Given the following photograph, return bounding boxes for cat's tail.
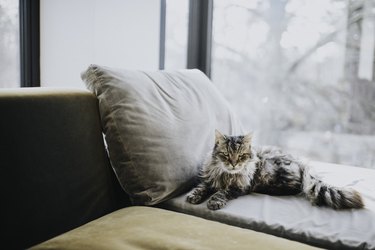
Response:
[301,166,364,209]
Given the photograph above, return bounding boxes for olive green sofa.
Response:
[0,88,321,250]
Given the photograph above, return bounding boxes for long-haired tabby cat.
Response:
[186,130,364,210]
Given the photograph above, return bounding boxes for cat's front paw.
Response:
[207,198,226,210]
[186,192,204,204]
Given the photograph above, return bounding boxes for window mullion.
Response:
[20,0,40,87]
[187,0,213,77]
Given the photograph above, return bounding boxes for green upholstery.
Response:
[0,88,324,250]
[0,88,130,249]
[31,206,322,250]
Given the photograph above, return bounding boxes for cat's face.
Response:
[213,130,253,173]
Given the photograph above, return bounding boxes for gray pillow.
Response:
[81,64,243,205]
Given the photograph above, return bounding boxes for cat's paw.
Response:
[207,198,226,210]
[186,193,204,204]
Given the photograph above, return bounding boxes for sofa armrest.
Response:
[0,88,129,249]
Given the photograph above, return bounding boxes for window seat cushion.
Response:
[161,161,375,249]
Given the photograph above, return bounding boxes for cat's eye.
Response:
[239,154,249,160]
[220,153,229,159]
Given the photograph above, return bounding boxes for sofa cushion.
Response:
[81,65,243,205]
[30,206,321,250]
[161,161,375,249]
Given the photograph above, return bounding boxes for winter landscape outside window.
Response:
[164,0,189,69]
[0,0,19,88]
[211,0,375,169]
[165,0,375,169]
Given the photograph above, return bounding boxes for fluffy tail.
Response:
[302,166,364,209]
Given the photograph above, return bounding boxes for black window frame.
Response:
[160,0,213,77]
[19,0,212,86]
[159,0,166,70]
[19,0,40,87]
[187,0,213,77]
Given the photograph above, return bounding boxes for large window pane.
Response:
[0,0,19,87]
[211,0,375,168]
[164,0,189,69]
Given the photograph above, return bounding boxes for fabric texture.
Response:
[0,88,129,249]
[161,161,375,250]
[30,206,321,250]
[81,64,243,205]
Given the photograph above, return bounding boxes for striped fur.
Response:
[186,130,364,210]
[302,167,364,209]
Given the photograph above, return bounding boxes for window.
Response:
[0,0,20,87]
[0,0,40,88]
[210,0,375,168]
[164,0,189,69]
[162,0,375,169]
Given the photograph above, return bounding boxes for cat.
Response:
[186,130,364,210]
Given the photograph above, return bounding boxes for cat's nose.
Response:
[229,158,237,168]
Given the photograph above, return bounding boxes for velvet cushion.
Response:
[30,206,321,250]
[81,65,243,205]
[0,88,129,249]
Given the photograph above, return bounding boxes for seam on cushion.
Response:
[82,65,102,95]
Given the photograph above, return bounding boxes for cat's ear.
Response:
[243,132,253,144]
[215,129,226,144]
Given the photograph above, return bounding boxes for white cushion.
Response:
[162,161,375,249]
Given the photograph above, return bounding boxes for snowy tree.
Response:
[210,0,375,168]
